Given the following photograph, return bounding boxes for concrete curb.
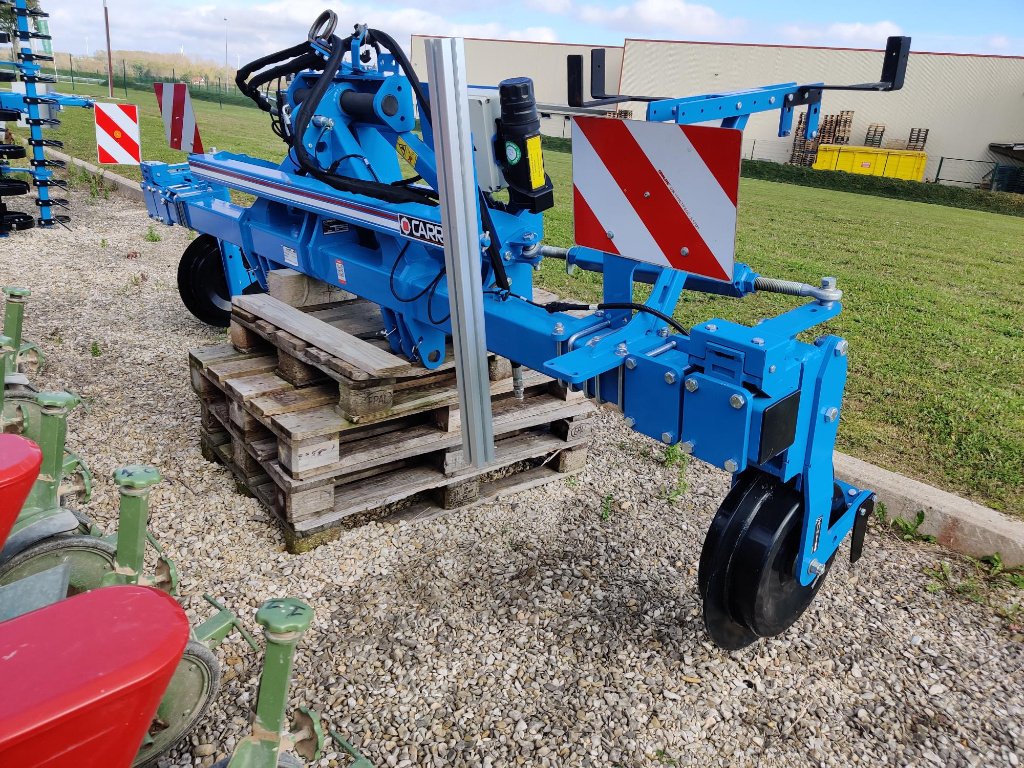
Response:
[835,451,1024,567]
[48,148,143,202]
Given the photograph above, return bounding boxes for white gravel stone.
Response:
[1,185,1022,767]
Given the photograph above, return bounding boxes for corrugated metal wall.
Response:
[410,36,624,138]
[413,34,1024,182]
[620,40,1024,180]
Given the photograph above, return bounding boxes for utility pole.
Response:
[103,0,113,98]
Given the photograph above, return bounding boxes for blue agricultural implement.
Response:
[141,11,911,648]
[0,0,93,233]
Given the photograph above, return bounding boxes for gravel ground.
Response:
[1,185,1022,768]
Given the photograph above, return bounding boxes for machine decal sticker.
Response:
[398,214,444,247]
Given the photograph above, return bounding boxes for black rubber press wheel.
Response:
[177,235,233,327]
[134,640,221,768]
[0,178,30,196]
[0,534,116,595]
[697,470,835,650]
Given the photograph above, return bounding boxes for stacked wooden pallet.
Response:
[789,110,855,165]
[189,270,596,552]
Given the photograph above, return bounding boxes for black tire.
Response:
[0,534,116,594]
[134,640,221,768]
[0,177,30,195]
[698,470,836,649]
[177,235,233,327]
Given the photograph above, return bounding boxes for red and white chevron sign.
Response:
[153,82,204,154]
[94,103,141,165]
[572,116,741,282]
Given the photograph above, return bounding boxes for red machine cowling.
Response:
[0,433,43,544]
[0,585,190,767]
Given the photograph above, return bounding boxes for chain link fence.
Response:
[50,53,256,110]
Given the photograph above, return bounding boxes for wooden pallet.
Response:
[189,272,597,551]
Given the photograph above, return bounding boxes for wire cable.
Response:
[541,300,689,336]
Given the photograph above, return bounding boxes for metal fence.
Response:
[51,54,256,110]
[933,156,998,187]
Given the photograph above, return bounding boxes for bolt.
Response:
[502,250,513,262]
[724,459,738,472]
[821,276,837,290]
[680,247,689,257]
[751,337,764,346]
[824,406,839,423]
[657,326,670,338]
[615,342,628,357]
[847,488,858,497]
[786,93,794,102]
[835,339,849,357]
[606,229,615,240]
[808,560,827,576]
[552,322,565,336]
[768,365,777,373]
[523,232,536,241]
[661,432,674,444]
[625,357,637,370]
[664,371,677,384]
[729,393,746,409]
[769,96,776,104]
[680,440,695,454]
[736,101,743,109]
[811,130,819,139]
[623,417,636,428]
[643,191,651,198]
[684,377,698,392]
[705,323,717,332]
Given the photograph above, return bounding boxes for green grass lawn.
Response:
[24,90,1024,515]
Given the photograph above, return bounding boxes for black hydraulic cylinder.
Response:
[496,77,554,214]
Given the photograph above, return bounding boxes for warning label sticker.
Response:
[282,245,298,266]
[396,137,418,168]
[335,259,347,284]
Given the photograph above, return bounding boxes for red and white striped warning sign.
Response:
[154,83,204,154]
[94,103,141,165]
[572,116,741,282]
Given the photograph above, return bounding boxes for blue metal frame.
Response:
[140,40,871,586]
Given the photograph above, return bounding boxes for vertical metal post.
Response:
[423,37,495,468]
[934,156,944,184]
[111,466,162,582]
[103,0,114,99]
[122,59,128,100]
[68,54,75,91]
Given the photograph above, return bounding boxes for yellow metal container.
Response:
[813,145,927,182]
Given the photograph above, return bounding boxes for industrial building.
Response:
[411,35,1024,186]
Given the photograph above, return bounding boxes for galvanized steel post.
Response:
[423,37,495,468]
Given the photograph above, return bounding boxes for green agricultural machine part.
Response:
[212,598,370,768]
[0,458,255,767]
[0,384,95,572]
[2,286,44,376]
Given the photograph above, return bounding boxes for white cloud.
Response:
[987,35,1010,50]
[43,0,555,61]
[524,0,572,13]
[780,21,903,48]
[576,0,738,37]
